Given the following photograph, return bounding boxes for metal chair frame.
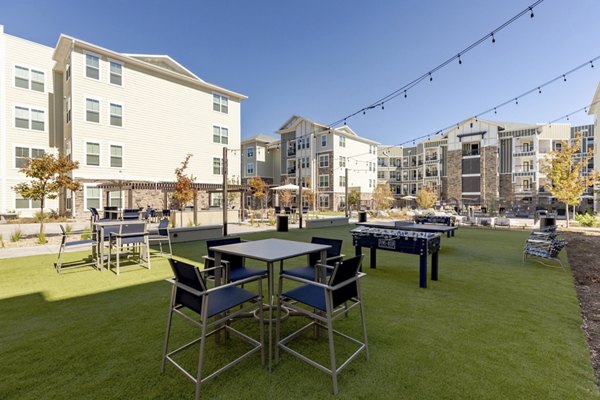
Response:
[55,225,98,273]
[161,259,265,400]
[148,218,172,258]
[108,223,150,275]
[276,255,368,395]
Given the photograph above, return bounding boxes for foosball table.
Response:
[350,225,442,288]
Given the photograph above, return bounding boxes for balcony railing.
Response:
[287,168,296,174]
[513,165,534,173]
[462,149,480,156]
[287,146,296,156]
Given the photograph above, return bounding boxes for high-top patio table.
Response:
[209,238,331,370]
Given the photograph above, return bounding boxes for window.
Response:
[213,126,229,144]
[110,145,123,168]
[213,93,229,113]
[15,147,44,168]
[247,163,254,174]
[86,142,100,166]
[86,53,100,79]
[300,157,309,168]
[15,106,29,129]
[65,97,72,124]
[14,66,44,92]
[321,134,327,147]
[211,193,223,207]
[247,147,254,157]
[378,171,385,179]
[31,109,44,131]
[213,157,222,175]
[15,66,28,89]
[65,62,71,81]
[339,176,346,187]
[86,98,100,123]
[339,156,346,168]
[338,195,346,209]
[86,186,101,209]
[319,194,329,209]
[110,191,122,208]
[14,106,44,131]
[319,154,329,168]
[110,61,122,85]
[319,175,329,188]
[339,136,346,147]
[15,194,30,209]
[110,103,122,127]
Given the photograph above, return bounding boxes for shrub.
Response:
[575,212,597,227]
[10,228,23,242]
[81,227,92,240]
[0,234,4,248]
[33,211,50,222]
[64,224,73,236]
[37,231,47,244]
[187,220,195,227]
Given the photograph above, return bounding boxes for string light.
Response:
[458,54,462,64]
[494,107,497,114]
[529,7,534,18]
[591,60,595,68]
[404,90,407,98]
[538,87,542,94]
[563,74,567,82]
[429,72,433,82]
[515,98,519,105]
[491,33,496,43]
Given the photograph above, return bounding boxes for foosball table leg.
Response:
[431,252,439,281]
[419,254,427,288]
[370,247,376,269]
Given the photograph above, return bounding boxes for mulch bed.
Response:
[565,232,600,387]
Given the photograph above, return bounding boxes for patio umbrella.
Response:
[401,195,416,200]
[271,183,300,191]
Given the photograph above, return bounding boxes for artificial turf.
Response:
[0,225,598,399]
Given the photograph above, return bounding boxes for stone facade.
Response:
[481,146,499,203]
[446,150,462,201]
[498,174,514,207]
[440,177,449,200]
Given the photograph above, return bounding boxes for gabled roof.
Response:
[277,115,325,132]
[241,134,279,144]
[52,34,247,100]
[589,80,600,116]
[124,54,202,81]
[276,115,379,144]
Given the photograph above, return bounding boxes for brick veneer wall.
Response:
[446,150,462,200]
[481,146,499,203]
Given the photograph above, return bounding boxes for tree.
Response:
[173,154,196,226]
[416,185,438,209]
[348,189,361,211]
[13,153,80,236]
[248,176,268,209]
[541,133,598,228]
[372,183,394,210]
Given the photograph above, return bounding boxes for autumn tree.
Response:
[372,183,394,210]
[248,176,268,209]
[173,154,196,226]
[13,153,80,236]
[348,189,361,211]
[541,133,598,227]
[416,185,438,209]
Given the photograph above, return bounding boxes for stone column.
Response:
[446,150,462,201]
[481,147,499,204]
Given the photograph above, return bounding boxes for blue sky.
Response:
[2,0,599,144]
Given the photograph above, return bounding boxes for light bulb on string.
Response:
[515,98,519,105]
[458,54,462,65]
[491,33,496,43]
[381,103,384,110]
[538,87,541,94]
[529,7,534,18]
[563,75,567,82]
[429,72,433,82]
[494,107,497,114]
[591,60,595,68]
[404,90,407,98]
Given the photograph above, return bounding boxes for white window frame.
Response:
[213,93,229,114]
[109,190,123,208]
[109,102,123,127]
[85,96,101,124]
[108,59,123,86]
[247,162,254,175]
[246,147,254,157]
[14,145,45,169]
[84,51,101,81]
[84,184,102,210]
[339,175,346,187]
[339,156,346,168]
[65,96,72,124]
[319,174,329,188]
[109,144,124,168]
[321,134,327,147]
[85,142,101,167]
[213,157,223,175]
[213,125,229,145]
[13,104,46,132]
[13,64,45,93]
[339,135,346,147]
[319,194,330,209]
[319,154,329,168]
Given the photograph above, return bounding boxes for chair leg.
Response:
[161,287,177,373]
[275,276,282,364]
[326,308,338,395]
[258,280,265,368]
[358,290,369,360]
[55,244,65,272]
[195,313,209,400]
[116,241,120,275]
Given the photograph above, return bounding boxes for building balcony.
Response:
[513,165,535,173]
[462,149,480,156]
[287,168,296,174]
[287,149,296,157]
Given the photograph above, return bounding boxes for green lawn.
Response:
[0,226,598,400]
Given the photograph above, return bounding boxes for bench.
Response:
[169,225,223,243]
[305,217,349,229]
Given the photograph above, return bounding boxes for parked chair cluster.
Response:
[55,225,98,273]
[523,227,567,269]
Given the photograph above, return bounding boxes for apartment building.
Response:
[378,116,597,213]
[0,25,245,217]
[242,115,378,210]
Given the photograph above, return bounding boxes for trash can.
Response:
[358,211,367,223]
[534,209,548,224]
[539,216,556,230]
[276,215,288,232]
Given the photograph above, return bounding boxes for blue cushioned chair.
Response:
[148,218,172,258]
[282,237,344,281]
[54,225,98,273]
[205,237,267,282]
[161,259,264,400]
[276,255,368,395]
